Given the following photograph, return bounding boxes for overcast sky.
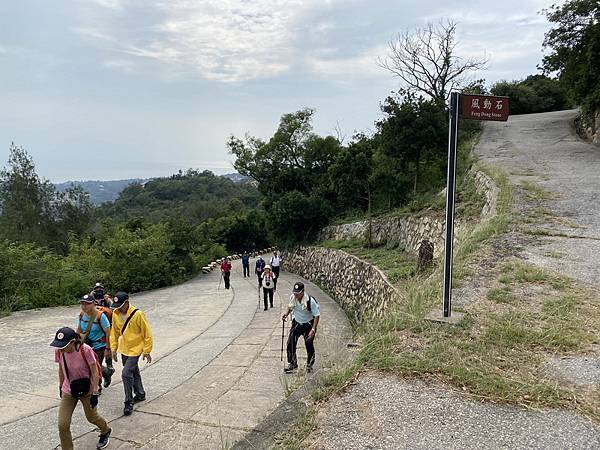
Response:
[0,0,555,182]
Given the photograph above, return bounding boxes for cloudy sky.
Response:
[0,0,555,182]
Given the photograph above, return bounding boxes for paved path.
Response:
[0,256,352,449]
[475,109,600,286]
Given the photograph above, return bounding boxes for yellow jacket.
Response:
[110,304,153,357]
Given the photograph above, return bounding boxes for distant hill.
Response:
[96,170,260,224]
[55,179,146,205]
[222,172,250,183]
[55,172,249,205]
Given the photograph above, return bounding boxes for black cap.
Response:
[111,291,129,309]
[92,291,104,301]
[50,327,78,349]
[292,282,304,294]
[80,294,94,303]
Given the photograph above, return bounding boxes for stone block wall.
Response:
[319,169,496,257]
[283,247,398,322]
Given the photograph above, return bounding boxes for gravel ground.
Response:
[313,374,600,450]
[545,355,600,386]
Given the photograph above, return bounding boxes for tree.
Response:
[542,0,600,113]
[228,108,340,197]
[0,143,55,246]
[378,20,488,105]
[491,75,569,115]
[375,93,447,198]
[55,185,94,239]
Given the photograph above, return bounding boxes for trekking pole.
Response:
[280,317,285,362]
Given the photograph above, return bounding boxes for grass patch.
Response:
[521,181,558,201]
[273,407,318,450]
[320,240,418,285]
[487,287,517,304]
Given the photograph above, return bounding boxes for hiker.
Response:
[270,251,282,290]
[261,265,277,310]
[110,292,153,416]
[91,282,105,298]
[76,294,114,393]
[255,256,265,289]
[282,282,320,373]
[100,293,113,308]
[241,251,251,278]
[221,257,232,289]
[51,326,112,450]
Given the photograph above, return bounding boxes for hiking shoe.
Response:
[123,402,133,416]
[306,365,314,373]
[284,363,298,373]
[132,394,146,404]
[103,368,115,388]
[97,428,111,449]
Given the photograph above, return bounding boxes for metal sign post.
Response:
[441,93,509,319]
[442,92,460,318]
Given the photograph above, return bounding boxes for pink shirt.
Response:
[55,344,97,395]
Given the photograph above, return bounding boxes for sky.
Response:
[0,0,556,182]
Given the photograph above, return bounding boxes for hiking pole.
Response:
[280,317,285,361]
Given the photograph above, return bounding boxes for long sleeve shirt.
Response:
[110,304,153,357]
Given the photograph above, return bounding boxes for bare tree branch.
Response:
[378,19,488,105]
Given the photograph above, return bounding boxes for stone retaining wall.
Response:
[319,169,496,257]
[283,247,398,322]
[287,169,498,321]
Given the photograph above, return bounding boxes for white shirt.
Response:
[270,255,281,267]
[288,293,320,324]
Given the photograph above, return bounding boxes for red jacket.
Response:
[221,261,232,272]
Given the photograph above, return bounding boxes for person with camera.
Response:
[261,265,277,310]
[51,326,112,450]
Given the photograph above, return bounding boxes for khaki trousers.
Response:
[58,392,109,450]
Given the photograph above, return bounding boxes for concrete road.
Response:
[475,109,600,286]
[0,256,352,449]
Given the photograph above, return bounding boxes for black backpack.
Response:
[306,295,318,313]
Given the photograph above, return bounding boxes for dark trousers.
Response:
[287,319,315,368]
[122,355,145,404]
[272,266,280,289]
[93,347,113,388]
[263,288,274,309]
[243,264,250,277]
[256,272,263,289]
[223,271,231,289]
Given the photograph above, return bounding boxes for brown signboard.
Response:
[461,94,509,121]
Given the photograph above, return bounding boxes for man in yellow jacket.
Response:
[110,291,153,416]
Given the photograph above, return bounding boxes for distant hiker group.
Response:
[49,250,323,450]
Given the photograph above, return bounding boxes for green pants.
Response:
[58,392,109,450]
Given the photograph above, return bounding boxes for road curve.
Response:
[0,256,352,449]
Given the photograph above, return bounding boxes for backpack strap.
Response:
[121,309,138,336]
[62,344,91,381]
